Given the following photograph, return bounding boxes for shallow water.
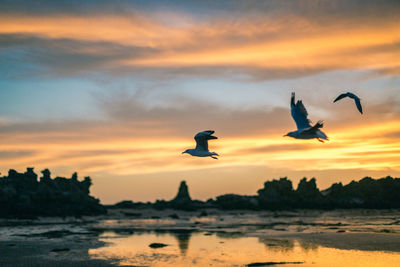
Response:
[1,209,399,266]
[89,231,400,267]
[94,209,400,234]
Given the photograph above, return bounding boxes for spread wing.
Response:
[291,92,312,130]
[194,130,217,151]
[333,93,348,103]
[334,92,363,114]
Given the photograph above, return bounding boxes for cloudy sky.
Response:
[1,0,399,203]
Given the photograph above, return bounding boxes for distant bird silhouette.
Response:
[333,92,363,114]
[284,92,329,143]
[182,130,219,159]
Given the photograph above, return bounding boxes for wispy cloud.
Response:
[0,92,398,176]
[0,1,399,80]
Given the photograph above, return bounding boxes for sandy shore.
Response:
[0,209,399,266]
[0,239,116,267]
[262,232,400,252]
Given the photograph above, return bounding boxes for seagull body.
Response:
[333,92,363,114]
[182,130,219,159]
[284,92,328,142]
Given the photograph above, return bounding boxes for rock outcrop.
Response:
[0,167,106,218]
[171,181,191,203]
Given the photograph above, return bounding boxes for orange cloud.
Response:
[0,115,398,176]
[0,12,399,79]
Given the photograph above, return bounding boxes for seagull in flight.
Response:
[284,92,329,143]
[333,92,363,114]
[182,130,219,159]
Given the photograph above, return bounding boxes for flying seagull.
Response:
[284,92,329,143]
[182,130,219,159]
[333,92,363,114]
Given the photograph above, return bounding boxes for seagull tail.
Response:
[314,120,324,129]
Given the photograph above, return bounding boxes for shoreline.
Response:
[0,209,399,266]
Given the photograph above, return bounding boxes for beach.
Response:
[1,209,399,266]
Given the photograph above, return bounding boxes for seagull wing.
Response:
[194,130,217,151]
[291,93,312,130]
[354,97,363,114]
[335,92,363,114]
[333,93,348,103]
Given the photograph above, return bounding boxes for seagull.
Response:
[284,92,329,143]
[333,92,363,114]
[182,130,219,159]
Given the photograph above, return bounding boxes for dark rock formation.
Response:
[167,181,195,210]
[149,243,168,248]
[322,176,400,209]
[295,178,323,208]
[0,167,106,218]
[215,194,258,210]
[247,261,304,266]
[257,177,296,210]
[107,176,400,211]
[256,176,400,210]
[172,181,191,203]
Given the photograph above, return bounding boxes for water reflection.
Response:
[89,231,400,267]
[172,230,191,255]
[259,238,295,252]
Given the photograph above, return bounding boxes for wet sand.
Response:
[0,209,399,266]
[0,240,115,267]
[266,232,400,252]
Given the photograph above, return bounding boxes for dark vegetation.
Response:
[111,176,400,211]
[0,168,106,218]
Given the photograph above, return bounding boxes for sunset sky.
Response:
[0,0,399,203]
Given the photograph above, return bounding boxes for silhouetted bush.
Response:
[0,168,106,218]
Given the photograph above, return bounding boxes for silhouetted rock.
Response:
[247,261,304,266]
[296,178,323,208]
[215,194,258,210]
[107,176,400,211]
[169,213,180,219]
[0,167,106,218]
[149,243,168,248]
[172,181,191,202]
[257,177,296,210]
[123,212,142,217]
[198,211,208,217]
[169,181,197,210]
[322,176,400,209]
[110,200,151,209]
[50,248,70,252]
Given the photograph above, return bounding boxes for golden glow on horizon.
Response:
[0,119,399,176]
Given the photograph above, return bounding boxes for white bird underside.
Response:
[183,130,219,159]
[286,92,329,142]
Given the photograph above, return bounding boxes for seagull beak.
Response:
[181,151,186,154]
[283,134,287,137]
